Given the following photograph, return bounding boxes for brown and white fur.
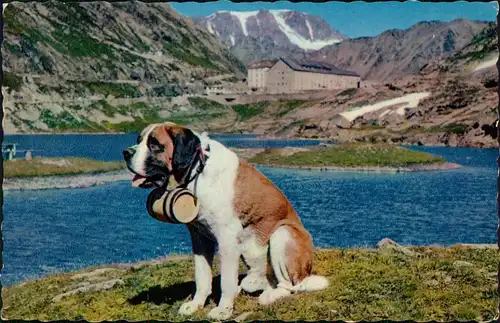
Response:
[123,122,328,321]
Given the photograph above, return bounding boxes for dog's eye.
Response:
[148,137,164,153]
[150,144,164,153]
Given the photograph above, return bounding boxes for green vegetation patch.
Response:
[2,247,497,321]
[3,42,23,57]
[3,71,23,92]
[232,102,268,121]
[274,99,307,117]
[162,41,218,70]
[249,143,445,167]
[72,81,142,98]
[88,100,118,118]
[3,4,27,35]
[4,157,124,178]
[51,28,116,58]
[40,110,105,132]
[188,97,226,111]
[104,120,153,133]
[426,124,469,135]
[409,124,469,136]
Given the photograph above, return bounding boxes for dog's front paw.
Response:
[207,305,233,321]
[178,300,203,316]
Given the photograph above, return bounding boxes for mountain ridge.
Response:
[193,9,345,63]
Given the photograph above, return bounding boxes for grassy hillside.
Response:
[2,246,497,321]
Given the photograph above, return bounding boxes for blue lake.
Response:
[2,134,498,286]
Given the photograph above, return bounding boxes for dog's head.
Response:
[123,122,201,188]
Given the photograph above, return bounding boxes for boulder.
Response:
[453,260,473,267]
[376,238,415,256]
[330,114,352,129]
[52,279,124,302]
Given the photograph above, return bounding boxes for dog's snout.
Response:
[123,148,134,160]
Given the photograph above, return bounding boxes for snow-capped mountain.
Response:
[193,10,345,63]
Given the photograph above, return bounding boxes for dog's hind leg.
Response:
[258,225,317,305]
[238,230,270,294]
[178,225,216,316]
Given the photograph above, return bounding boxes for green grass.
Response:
[40,110,104,132]
[73,81,142,98]
[162,41,218,70]
[2,247,497,321]
[409,124,469,136]
[89,100,117,118]
[188,97,226,110]
[51,28,116,58]
[275,100,307,117]
[4,157,124,178]
[249,143,445,168]
[426,124,469,135]
[104,120,153,133]
[232,102,268,121]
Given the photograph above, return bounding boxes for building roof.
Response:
[247,59,278,69]
[279,57,360,77]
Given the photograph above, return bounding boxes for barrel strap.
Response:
[182,144,210,190]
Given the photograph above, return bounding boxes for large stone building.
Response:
[247,59,277,90]
[247,57,360,93]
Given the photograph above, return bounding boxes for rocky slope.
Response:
[2,1,245,133]
[307,19,493,81]
[193,10,344,63]
[212,25,498,148]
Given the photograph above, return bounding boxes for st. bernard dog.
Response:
[123,122,328,320]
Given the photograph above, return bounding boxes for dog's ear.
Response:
[169,127,201,182]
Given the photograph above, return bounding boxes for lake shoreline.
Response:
[3,169,132,191]
[4,161,462,191]
[252,162,462,172]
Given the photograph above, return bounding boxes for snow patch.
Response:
[270,11,341,51]
[230,34,235,46]
[230,11,259,36]
[306,19,314,40]
[206,21,215,35]
[340,92,431,121]
[473,56,498,72]
[269,9,292,14]
[2,3,8,14]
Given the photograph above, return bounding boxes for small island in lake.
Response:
[4,157,125,178]
[3,158,128,191]
[237,143,461,172]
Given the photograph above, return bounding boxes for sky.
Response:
[171,1,497,38]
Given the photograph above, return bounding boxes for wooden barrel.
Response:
[146,187,199,224]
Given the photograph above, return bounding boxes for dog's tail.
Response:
[279,275,329,293]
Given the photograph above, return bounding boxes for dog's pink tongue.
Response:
[132,174,147,187]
